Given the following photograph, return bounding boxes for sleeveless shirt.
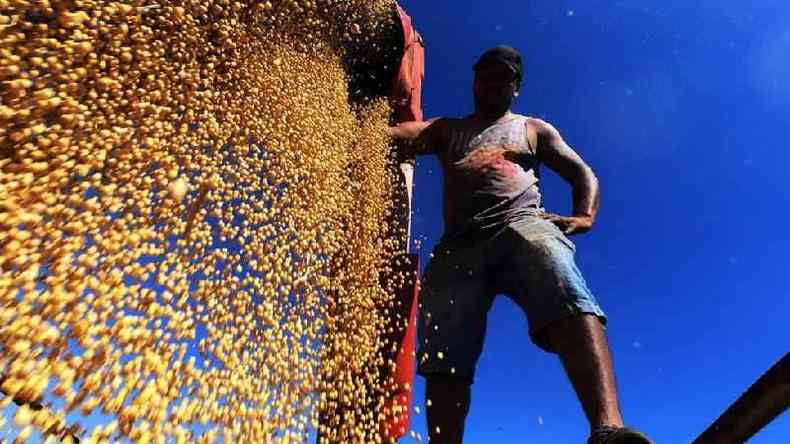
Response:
[438,113,542,241]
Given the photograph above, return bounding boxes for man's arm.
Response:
[387,118,444,156]
[531,118,600,235]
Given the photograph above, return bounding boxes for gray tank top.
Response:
[439,113,542,241]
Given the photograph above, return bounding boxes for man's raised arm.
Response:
[387,118,444,156]
[532,118,600,235]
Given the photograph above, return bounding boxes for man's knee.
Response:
[542,313,607,355]
[426,374,473,396]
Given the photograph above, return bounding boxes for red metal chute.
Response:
[380,4,425,440]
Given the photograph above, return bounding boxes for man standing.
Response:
[387,46,653,444]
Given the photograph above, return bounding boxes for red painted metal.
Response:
[391,5,425,123]
[378,4,425,440]
[380,254,420,440]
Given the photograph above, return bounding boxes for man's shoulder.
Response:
[525,116,562,140]
[524,116,553,129]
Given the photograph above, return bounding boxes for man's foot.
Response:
[587,426,654,444]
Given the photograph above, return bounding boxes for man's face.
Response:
[473,63,518,110]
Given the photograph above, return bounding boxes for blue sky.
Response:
[400,0,790,442]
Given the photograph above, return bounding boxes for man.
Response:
[387,46,653,444]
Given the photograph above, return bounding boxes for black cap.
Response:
[473,45,523,83]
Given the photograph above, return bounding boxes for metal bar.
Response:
[694,352,790,443]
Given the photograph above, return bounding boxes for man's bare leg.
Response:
[425,376,471,444]
[545,314,624,432]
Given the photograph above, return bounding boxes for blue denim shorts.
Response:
[417,215,607,382]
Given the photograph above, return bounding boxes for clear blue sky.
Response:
[400,0,790,442]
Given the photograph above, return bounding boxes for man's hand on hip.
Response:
[541,213,594,236]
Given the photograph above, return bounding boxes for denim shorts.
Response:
[417,215,607,382]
